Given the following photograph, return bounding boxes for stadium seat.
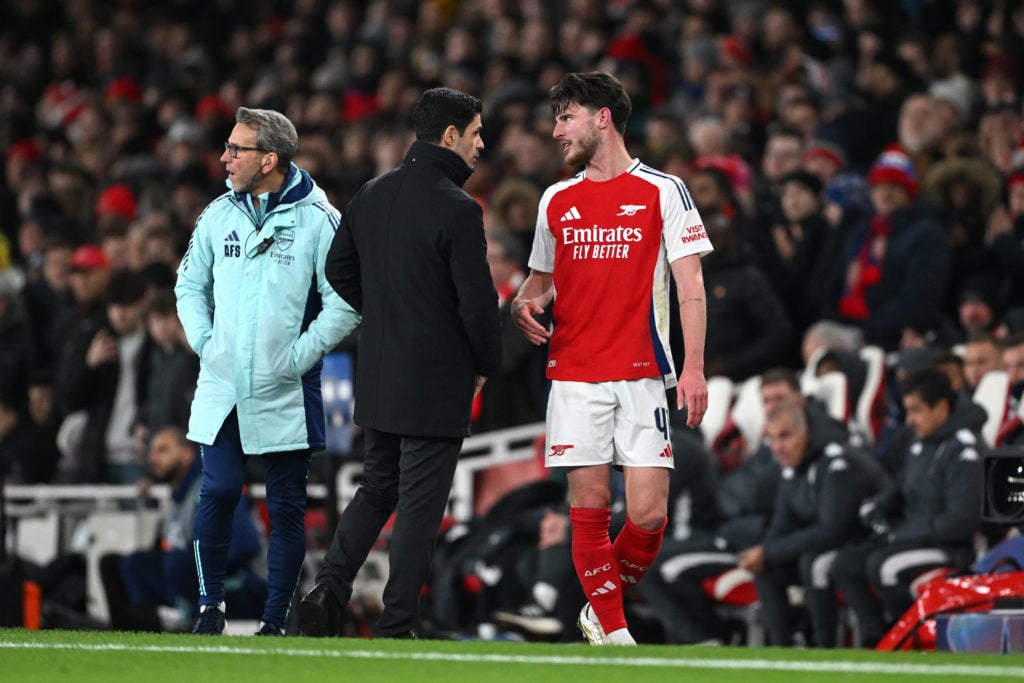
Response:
[701,566,758,605]
[730,375,764,458]
[973,371,1010,447]
[700,376,735,446]
[855,345,887,443]
[801,345,831,390]
[699,567,764,646]
[802,371,849,422]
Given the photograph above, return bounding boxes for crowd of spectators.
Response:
[0,0,1021,479]
[3,0,1024,643]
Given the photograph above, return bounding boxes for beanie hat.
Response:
[95,183,138,222]
[825,173,872,214]
[194,94,232,121]
[70,244,110,271]
[779,169,824,196]
[868,144,917,197]
[103,77,142,104]
[803,139,847,170]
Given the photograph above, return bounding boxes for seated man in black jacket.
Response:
[831,366,985,647]
[738,401,888,647]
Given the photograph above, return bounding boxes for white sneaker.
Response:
[577,603,609,645]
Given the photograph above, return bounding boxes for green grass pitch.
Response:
[4,628,1024,683]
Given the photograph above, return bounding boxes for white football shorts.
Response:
[544,378,674,469]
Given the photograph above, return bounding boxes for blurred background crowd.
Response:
[3,0,1024,645]
[7,0,1024,483]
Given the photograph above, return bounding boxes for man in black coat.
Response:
[739,401,889,647]
[299,87,502,638]
[831,366,985,647]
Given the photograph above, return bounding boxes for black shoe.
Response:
[494,603,563,636]
[255,621,285,636]
[191,605,225,635]
[298,583,341,637]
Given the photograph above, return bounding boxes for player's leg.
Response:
[546,380,622,644]
[616,378,672,596]
[568,465,624,643]
[618,467,669,592]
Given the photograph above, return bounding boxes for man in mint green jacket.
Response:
[175,107,360,636]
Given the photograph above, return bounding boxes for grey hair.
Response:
[236,107,299,168]
[804,320,864,352]
[765,400,808,433]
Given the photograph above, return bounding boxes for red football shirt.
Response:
[528,160,712,385]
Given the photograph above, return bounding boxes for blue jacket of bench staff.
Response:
[175,165,361,454]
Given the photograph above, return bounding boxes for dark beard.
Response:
[566,132,597,166]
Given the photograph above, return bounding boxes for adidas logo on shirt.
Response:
[560,206,581,221]
[224,230,241,258]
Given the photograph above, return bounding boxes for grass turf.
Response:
[4,628,1024,683]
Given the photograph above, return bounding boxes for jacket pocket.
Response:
[289,344,303,380]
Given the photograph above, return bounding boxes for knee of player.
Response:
[572,491,612,510]
[629,512,667,532]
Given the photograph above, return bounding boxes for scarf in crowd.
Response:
[838,214,891,320]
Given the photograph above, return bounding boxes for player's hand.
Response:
[512,298,550,345]
[677,367,708,428]
[738,545,765,574]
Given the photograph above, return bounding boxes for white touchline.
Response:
[1,642,1023,679]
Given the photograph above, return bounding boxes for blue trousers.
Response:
[194,410,310,628]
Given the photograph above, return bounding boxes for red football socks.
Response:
[570,507,627,633]
[613,515,666,596]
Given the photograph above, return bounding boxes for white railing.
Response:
[4,421,546,550]
[336,421,545,522]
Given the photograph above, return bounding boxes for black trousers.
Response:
[316,428,461,637]
[753,551,841,647]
